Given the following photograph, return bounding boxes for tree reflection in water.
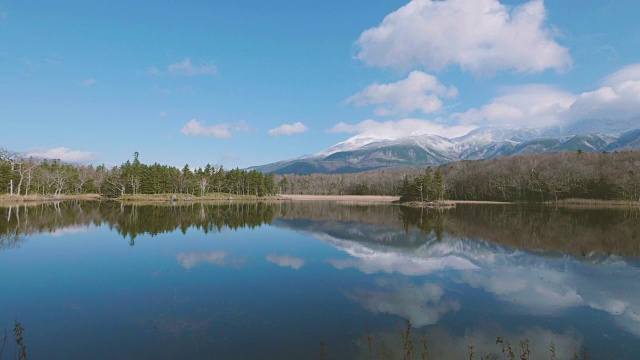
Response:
[2,201,640,257]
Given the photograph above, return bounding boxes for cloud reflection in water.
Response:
[266,254,305,270]
[176,251,245,270]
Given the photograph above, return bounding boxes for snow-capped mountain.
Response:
[250,125,640,174]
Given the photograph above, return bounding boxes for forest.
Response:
[275,151,640,202]
[1,147,639,202]
[0,150,277,198]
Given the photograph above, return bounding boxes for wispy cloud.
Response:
[356,0,571,75]
[79,78,97,87]
[168,57,217,76]
[267,122,308,136]
[27,147,97,163]
[177,251,228,270]
[266,254,305,270]
[146,66,161,76]
[20,57,40,71]
[148,58,217,77]
[49,225,94,237]
[181,119,250,138]
[176,251,246,269]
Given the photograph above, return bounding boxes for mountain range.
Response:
[251,119,640,174]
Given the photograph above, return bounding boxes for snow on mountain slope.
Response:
[312,135,393,158]
[249,126,640,174]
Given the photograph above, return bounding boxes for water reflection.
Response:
[307,225,640,341]
[3,201,640,257]
[352,323,583,359]
[177,251,229,269]
[265,254,305,270]
[1,201,278,248]
[1,200,640,358]
[345,278,461,328]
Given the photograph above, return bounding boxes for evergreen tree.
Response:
[399,175,415,202]
[278,176,289,194]
[432,168,445,200]
[422,167,433,201]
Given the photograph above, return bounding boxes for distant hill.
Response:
[250,125,640,174]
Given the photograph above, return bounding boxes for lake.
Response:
[1,201,639,359]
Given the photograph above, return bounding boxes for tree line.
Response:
[0,150,277,198]
[276,151,640,202]
[441,150,640,202]
[2,147,639,202]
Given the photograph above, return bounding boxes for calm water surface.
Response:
[1,201,640,359]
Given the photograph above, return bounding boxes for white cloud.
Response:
[455,85,576,127]
[456,63,640,129]
[80,78,97,87]
[328,63,640,138]
[266,254,305,270]
[355,0,571,75]
[27,147,97,163]
[181,119,250,139]
[267,122,308,136]
[327,118,478,140]
[569,73,640,123]
[603,64,640,86]
[345,71,457,116]
[167,57,217,76]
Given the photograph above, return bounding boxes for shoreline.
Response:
[1,193,638,208]
[0,194,104,204]
[280,195,515,206]
[279,194,400,203]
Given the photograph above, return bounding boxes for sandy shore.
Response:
[281,194,400,203]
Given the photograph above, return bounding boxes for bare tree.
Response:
[75,166,94,194]
[199,176,209,197]
[106,167,127,196]
[0,148,19,195]
[22,157,40,196]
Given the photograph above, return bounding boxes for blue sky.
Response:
[1,0,639,168]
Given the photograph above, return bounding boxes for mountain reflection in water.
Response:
[1,200,639,359]
[2,201,639,257]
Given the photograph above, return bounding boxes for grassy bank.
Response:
[2,193,638,209]
[544,198,640,208]
[0,193,104,205]
[116,193,289,203]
